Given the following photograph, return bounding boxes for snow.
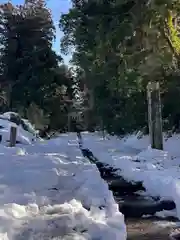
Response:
[0,130,126,239]
[153,220,178,228]
[0,113,38,145]
[81,131,180,220]
[0,118,33,145]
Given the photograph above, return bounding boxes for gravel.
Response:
[127,218,176,240]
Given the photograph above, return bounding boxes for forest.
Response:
[1,0,180,135]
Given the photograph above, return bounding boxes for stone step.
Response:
[108,178,144,193]
[80,147,176,219]
[119,199,176,218]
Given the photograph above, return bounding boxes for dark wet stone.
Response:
[119,199,176,218]
[81,148,94,159]
[100,171,118,178]
[103,175,122,181]
[100,170,119,179]
[159,200,176,211]
[120,201,162,218]
[108,179,144,194]
[96,162,106,168]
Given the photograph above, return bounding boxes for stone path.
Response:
[79,143,178,240]
[127,218,175,240]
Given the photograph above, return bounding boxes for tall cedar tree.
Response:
[60,0,180,134]
[0,0,60,110]
[0,1,75,131]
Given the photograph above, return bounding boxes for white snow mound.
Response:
[0,133,126,239]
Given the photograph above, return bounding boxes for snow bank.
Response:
[81,132,180,220]
[0,133,126,239]
[0,118,33,145]
[109,131,180,156]
[0,112,38,145]
[0,199,125,240]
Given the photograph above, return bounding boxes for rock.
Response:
[81,148,98,163]
[159,200,176,211]
[103,175,123,181]
[96,162,106,168]
[100,170,118,179]
[81,148,94,157]
[120,200,162,218]
[119,199,176,218]
[108,179,144,194]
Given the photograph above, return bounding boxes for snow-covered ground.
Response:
[4,110,180,239]
[81,131,180,220]
[0,131,126,239]
[0,112,38,145]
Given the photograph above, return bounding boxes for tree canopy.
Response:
[59,0,180,134]
[0,0,75,131]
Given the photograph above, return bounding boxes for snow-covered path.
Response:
[81,132,180,221]
[0,133,126,240]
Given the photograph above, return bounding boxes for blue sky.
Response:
[0,0,71,63]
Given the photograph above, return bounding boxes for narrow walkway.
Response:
[78,134,177,240]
